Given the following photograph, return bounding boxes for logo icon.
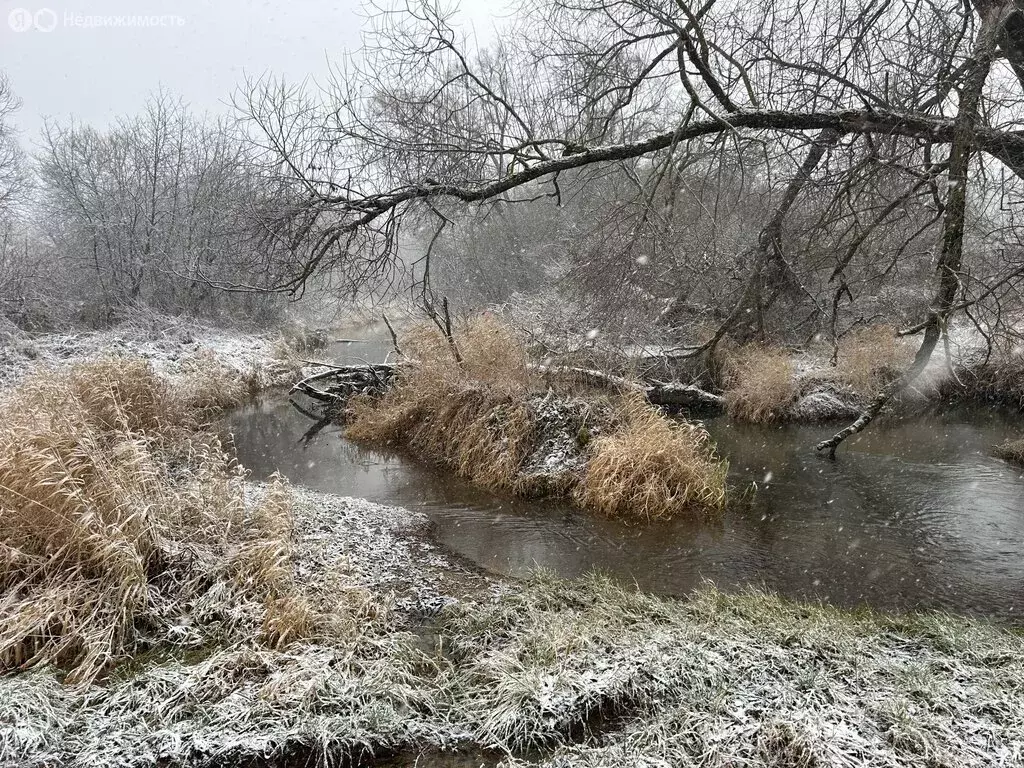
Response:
[7,8,34,32]
[7,8,58,32]
[33,8,57,32]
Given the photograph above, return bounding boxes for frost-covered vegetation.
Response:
[345,318,728,521]
[5,570,1023,767]
[995,437,1024,466]
[0,354,316,683]
[6,1,1024,764]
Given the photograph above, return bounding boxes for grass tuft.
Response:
[574,395,727,522]
[0,360,313,683]
[175,349,257,417]
[723,346,796,422]
[346,318,537,493]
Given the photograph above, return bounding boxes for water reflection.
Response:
[224,390,1024,622]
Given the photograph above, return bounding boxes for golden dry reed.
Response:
[722,346,797,423]
[347,316,536,493]
[834,324,911,395]
[0,358,308,683]
[348,318,728,521]
[574,395,727,522]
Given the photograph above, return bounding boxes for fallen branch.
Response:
[533,364,724,412]
[291,363,397,403]
[382,313,403,358]
[292,362,723,414]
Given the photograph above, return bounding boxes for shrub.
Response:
[574,396,728,522]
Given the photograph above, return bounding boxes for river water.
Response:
[225,384,1024,622]
[219,334,1024,620]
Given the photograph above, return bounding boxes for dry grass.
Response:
[5,552,1024,766]
[942,349,1024,409]
[349,318,728,520]
[3,568,1024,766]
[463,574,1024,765]
[723,346,797,422]
[347,317,537,493]
[0,359,316,683]
[835,324,912,395]
[275,325,328,357]
[721,328,912,422]
[995,437,1024,466]
[574,396,727,522]
[175,348,257,417]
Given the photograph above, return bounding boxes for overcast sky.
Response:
[0,0,506,143]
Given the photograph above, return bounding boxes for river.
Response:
[225,373,1024,621]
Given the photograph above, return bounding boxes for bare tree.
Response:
[237,0,1024,452]
[35,93,290,323]
[0,73,26,213]
[0,72,36,325]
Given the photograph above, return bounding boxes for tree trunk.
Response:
[816,1,1011,458]
[667,129,840,350]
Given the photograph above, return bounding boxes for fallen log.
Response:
[292,362,723,414]
[292,363,396,403]
[531,365,724,412]
[646,381,725,411]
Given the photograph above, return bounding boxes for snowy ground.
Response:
[4,569,1022,767]
[0,315,319,390]
[284,485,499,620]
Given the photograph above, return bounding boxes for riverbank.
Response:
[5,523,1023,766]
[522,317,1024,424]
[2,327,1023,767]
[0,312,327,390]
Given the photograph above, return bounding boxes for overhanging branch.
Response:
[272,107,1024,294]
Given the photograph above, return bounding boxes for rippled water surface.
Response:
[225,342,1024,620]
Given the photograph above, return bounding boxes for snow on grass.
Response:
[2,320,1022,766]
[461,575,1024,766]
[0,315,312,391]
[7,569,1020,767]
